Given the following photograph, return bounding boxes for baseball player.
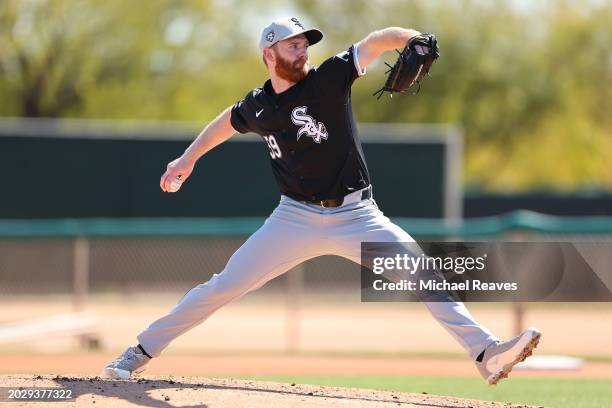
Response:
[102,17,541,385]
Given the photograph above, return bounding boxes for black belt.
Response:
[303,187,372,208]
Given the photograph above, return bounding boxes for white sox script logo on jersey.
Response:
[291,106,328,143]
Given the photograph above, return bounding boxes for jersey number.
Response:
[263,135,282,159]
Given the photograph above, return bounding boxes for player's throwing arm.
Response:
[160,107,238,193]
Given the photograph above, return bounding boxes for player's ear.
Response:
[263,48,275,66]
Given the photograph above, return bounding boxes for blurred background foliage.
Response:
[0,0,610,193]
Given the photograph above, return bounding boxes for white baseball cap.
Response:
[259,17,323,50]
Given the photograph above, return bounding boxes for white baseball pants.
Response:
[137,189,497,358]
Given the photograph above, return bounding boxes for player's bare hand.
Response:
[160,156,194,193]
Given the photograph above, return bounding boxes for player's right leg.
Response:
[102,197,325,379]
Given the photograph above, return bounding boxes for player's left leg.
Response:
[325,197,498,360]
[327,194,541,383]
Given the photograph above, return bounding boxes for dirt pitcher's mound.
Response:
[0,375,537,408]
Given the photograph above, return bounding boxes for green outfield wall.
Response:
[0,119,461,219]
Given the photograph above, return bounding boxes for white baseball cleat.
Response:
[475,327,542,385]
[101,346,151,380]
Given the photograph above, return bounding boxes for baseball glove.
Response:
[373,34,440,99]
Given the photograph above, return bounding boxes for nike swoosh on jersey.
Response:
[256,109,264,117]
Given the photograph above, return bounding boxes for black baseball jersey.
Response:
[230,45,370,202]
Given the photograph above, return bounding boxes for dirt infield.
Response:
[2,353,610,379]
[0,375,538,408]
[3,295,611,358]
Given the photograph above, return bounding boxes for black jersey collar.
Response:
[262,68,315,99]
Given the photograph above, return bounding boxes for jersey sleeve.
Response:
[230,90,256,134]
[314,44,367,95]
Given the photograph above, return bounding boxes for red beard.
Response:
[274,50,309,83]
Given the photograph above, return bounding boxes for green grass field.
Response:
[247,375,611,408]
